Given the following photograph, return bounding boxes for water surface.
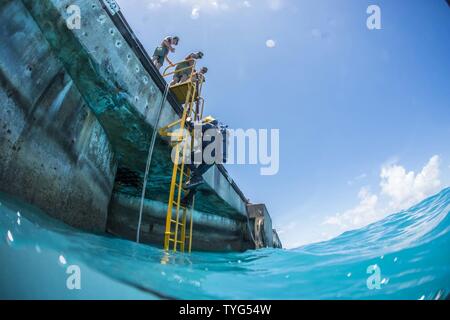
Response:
[1,188,449,300]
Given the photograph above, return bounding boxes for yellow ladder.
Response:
[159,61,205,253]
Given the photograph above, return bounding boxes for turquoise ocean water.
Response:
[1,188,449,300]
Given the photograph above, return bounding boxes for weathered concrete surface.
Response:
[107,194,253,252]
[20,0,248,221]
[272,230,283,249]
[0,0,117,232]
[247,204,275,248]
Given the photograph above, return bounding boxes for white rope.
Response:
[136,83,170,243]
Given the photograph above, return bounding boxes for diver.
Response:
[152,36,179,71]
[170,52,204,86]
[181,116,228,207]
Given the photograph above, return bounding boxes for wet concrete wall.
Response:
[272,230,283,249]
[247,204,274,248]
[0,0,117,232]
[107,194,253,252]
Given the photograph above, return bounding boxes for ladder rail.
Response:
[172,165,183,252]
[162,60,197,83]
[173,157,190,252]
[180,207,188,252]
[163,81,198,252]
[188,198,195,253]
[163,143,181,250]
[175,140,191,252]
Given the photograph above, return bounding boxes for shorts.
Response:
[153,47,168,65]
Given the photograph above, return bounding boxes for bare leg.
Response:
[152,57,162,70]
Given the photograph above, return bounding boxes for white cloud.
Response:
[324,187,379,229]
[265,39,276,48]
[324,155,443,232]
[147,2,162,10]
[380,155,441,211]
[191,7,200,19]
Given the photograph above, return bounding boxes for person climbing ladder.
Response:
[181,116,229,207]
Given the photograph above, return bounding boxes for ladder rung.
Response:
[168,238,184,245]
[174,173,190,180]
[175,167,190,177]
[171,219,184,226]
[172,201,187,209]
[174,183,188,192]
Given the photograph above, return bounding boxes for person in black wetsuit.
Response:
[181,116,228,206]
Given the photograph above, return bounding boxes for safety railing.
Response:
[163,59,197,83]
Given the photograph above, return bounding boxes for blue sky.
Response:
[116,0,450,248]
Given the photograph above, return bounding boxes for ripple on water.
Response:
[6,230,14,243]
